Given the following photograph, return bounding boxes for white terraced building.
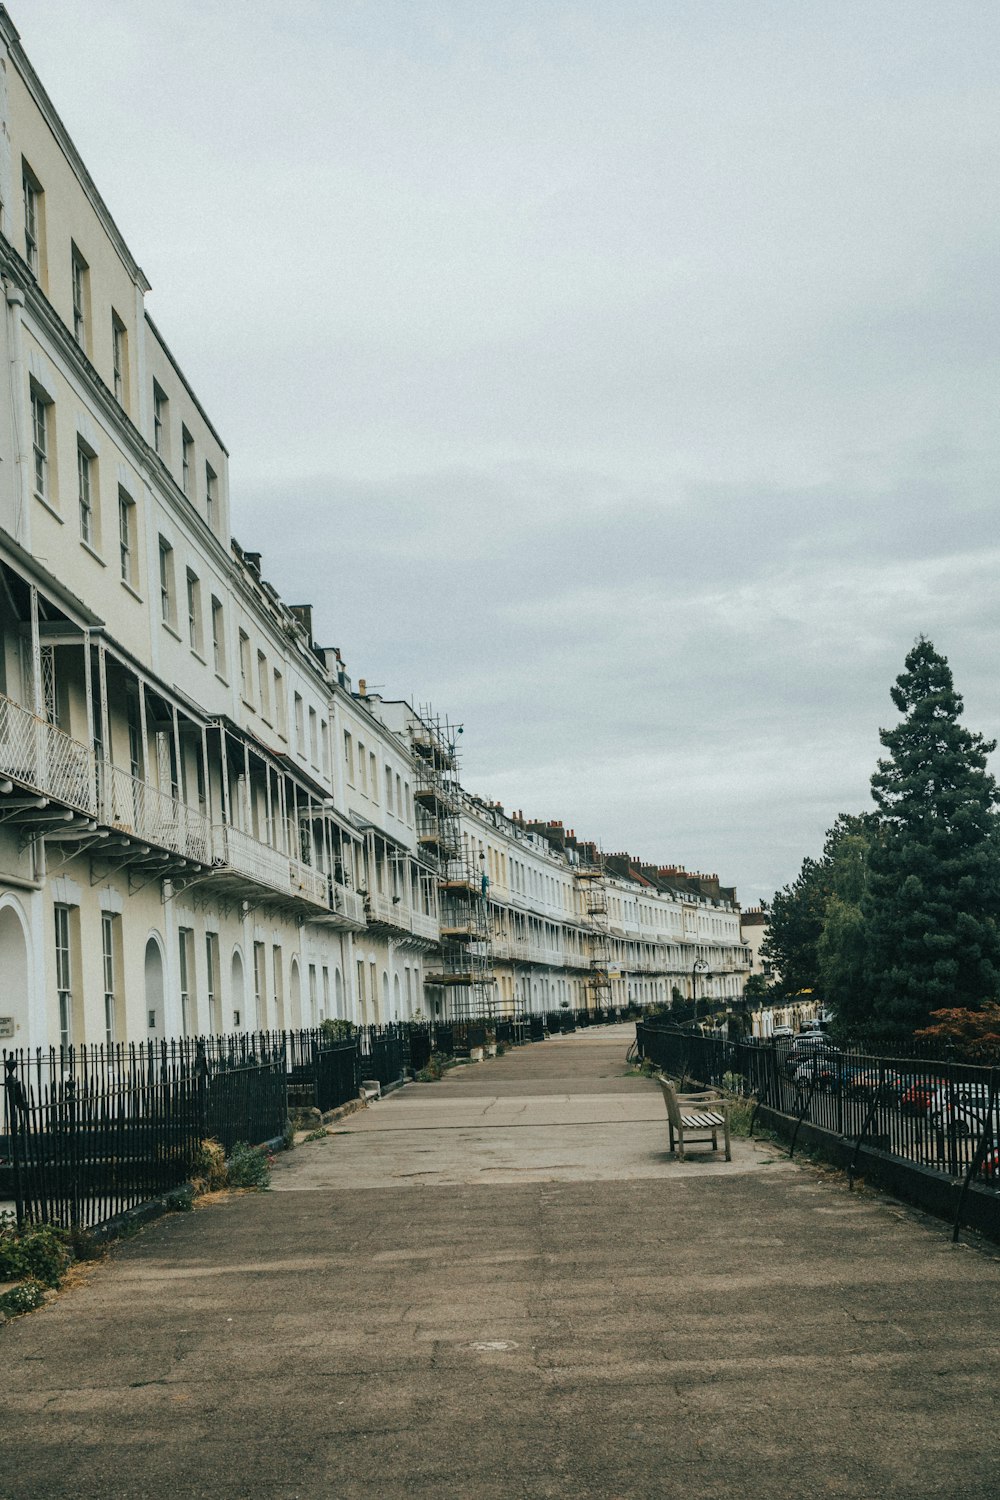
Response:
[0,8,749,1051]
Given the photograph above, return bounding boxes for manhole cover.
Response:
[470,1340,518,1352]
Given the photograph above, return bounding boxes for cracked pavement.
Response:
[2,1025,1000,1499]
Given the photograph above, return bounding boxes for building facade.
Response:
[0,9,749,1051]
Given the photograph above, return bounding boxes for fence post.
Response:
[952,1066,998,1243]
[3,1055,27,1228]
[66,1074,80,1230]
[196,1038,210,1143]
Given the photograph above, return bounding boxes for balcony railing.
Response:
[328,880,366,927]
[410,909,438,942]
[101,762,211,863]
[366,891,438,941]
[211,823,344,913]
[214,822,298,892]
[0,693,95,814]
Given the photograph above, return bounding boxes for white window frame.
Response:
[158,537,175,626]
[22,163,40,276]
[153,383,167,457]
[71,244,88,348]
[77,442,94,546]
[186,568,202,653]
[55,904,72,1048]
[31,387,49,499]
[118,487,135,585]
[211,597,225,675]
[112,314,127,405]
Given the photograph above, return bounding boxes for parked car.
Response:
[784,1037,840,1076]
[846,1068,907,1104]
[792,1055,849,1091]
[979,1148,1000,1180]
[900,1079,945,1117]
[929,1084,1000,1140]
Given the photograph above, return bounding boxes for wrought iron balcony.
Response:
[210,823,327,909]
[365,890,438,942]
[100,762,211,864]
[0,693,95,815]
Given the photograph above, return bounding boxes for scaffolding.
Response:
[575,855,613,1012]
[412,707,496,1021]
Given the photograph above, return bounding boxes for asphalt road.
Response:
[3,1025,999,1499]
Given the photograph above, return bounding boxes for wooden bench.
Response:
[658,1076,731,1162]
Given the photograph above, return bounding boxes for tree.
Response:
[861,638,1000,1041]
[743,973,769,1003]
[817,815,875,1033]
[760,855,827,997]
[914,1005,1000,1063]
[762,813,872,1001]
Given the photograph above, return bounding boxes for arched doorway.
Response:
[0,901,30,1045]
[289,958,301,1029]
[231,949,246,1030]
[144,936,165,1040]
[334,967,344,1018]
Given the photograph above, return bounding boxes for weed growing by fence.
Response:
[227,1142,272,1190]
[190,1138,228,1194]
[0,1213,71,1288]
[0,1278,47,1317]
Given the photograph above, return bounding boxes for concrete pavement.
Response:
[2,1024,1000,1499]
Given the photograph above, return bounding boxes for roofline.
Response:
[0,6,151,295]
[145,312,230,456]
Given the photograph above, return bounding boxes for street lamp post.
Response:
[692,958,710,1024]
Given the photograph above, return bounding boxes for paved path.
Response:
[3,1025,1000,1499]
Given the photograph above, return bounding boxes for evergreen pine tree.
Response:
[862,638,1000,1040]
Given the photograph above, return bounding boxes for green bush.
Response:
[0,1278,47,1317]
[0,1214,71,1288]
[227,1141,272,1190]
[320,1017,356,1042]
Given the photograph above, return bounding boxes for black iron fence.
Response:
[1,1009,634,1232]
[636,1022,1000,1189]
[2,1037,287,1232]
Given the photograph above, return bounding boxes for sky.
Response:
[13,0,999,904]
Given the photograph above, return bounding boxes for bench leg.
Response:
[724,1115,732,1162]
[677,1125,685,1162]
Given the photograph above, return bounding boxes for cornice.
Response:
[145,312,228,456]
[0,10,150,294]
[1,237,229,557]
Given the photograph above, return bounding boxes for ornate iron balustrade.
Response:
[0,692,95,814]
[102,761,211,862]
[214,822,294,892]
[328,880,366,926]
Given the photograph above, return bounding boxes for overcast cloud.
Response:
[16,0,1000,902]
